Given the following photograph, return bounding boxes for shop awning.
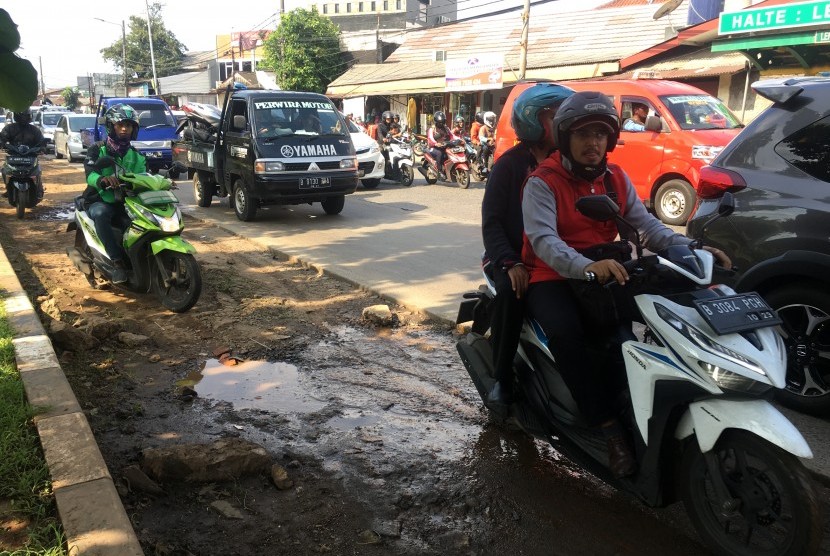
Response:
[327,76,447,98]
[610,49,748,80]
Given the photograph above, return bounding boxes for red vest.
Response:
[521,152,629,283]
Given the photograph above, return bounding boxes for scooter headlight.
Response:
[697,362,771,395]
[654,303,765,377]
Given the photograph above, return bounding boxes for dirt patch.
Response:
[0,156,499,555]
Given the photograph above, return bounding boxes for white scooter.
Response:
[383,134,414,187]
[456,193,823,556]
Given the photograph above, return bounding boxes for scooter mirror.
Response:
[575,194,620,222]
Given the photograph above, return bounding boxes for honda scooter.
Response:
[417,138,471,188]
[66,157,201,313]
[456,193,823,556]
[383,134,414,187]
[2,143,44,219]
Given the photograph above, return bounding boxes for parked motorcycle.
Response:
[384,134,415,187]
[417,138,471,188]
[66,157,201,313]
[2,143,44,219]
[456,192,823,556]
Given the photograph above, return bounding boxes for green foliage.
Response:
[263,8,343,93]
[99,2,186,80]
[61,88,80,111]
[0,298,66,554]
[0,9,39,111]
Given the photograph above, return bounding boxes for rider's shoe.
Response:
[111,260,129,285]
[602,420,637,478]
[486,380,513,407]
[438,171,448,181]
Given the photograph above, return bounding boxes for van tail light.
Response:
[697,165,747,199]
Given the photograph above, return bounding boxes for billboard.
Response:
[445,55,503,92]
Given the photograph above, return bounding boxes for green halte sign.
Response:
[719,0,830,35]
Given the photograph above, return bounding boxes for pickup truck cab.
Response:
[495,79,742,225]
[88,96,178,173]
[173,90,358,221]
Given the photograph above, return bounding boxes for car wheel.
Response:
[764,283,830,416]
[193,171,213,208]
[321,194,345,215]
[232,179,257,221]
[654,179,695,226]
[361,178,381,189]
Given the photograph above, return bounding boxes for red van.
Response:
[494,79,742,225]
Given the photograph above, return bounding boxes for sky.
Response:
[4,0,546,90]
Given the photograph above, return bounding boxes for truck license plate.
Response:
[299,177,331,189]
[694,292,782,335]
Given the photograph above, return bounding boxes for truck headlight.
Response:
[692,145,724,163]
[255,160,285,173]
[340,157,357,169]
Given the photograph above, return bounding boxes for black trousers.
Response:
[526,280,629,426]
[487,266,525,387]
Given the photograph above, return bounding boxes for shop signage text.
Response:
[445,55,503,92]
[719,0,830,35]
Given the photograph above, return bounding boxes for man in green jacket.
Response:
[83,104,146,284]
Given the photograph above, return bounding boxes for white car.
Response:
[54,113,97,162]
[346,118,385,189]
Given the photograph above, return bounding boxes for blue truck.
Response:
[83,96,178,172]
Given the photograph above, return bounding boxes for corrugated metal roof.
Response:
[328,61,446,87]
[384,1,690,71]
[612,49,748,79]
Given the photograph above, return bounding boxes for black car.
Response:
[686,76,830,416]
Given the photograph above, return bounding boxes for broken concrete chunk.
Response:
[122,464,164,495]
[270,464,294,490]
[361,305,394,326]
[210,500,244,519]
[141,438,271,482]
[118,331,151,347]
[48,320,100,351]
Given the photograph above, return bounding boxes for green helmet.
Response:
[105,103,140,140]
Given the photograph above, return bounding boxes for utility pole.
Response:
[519,0,530,80]
[145,0,158,94]
[121,20,128,96]
[38,57,45,100]
[376,13,381,64]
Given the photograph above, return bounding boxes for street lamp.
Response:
[94,17,127,96]
[145,0,158,95]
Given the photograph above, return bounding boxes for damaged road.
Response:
[0,157,741,555]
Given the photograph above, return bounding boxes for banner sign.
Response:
[445,55,503,92]
[719,0,830,35]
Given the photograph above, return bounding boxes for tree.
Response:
[62,87,80,110]
[262,8,343,93]
[99,2,186,80]
[0,9,38,111]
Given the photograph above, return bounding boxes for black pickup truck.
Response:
[173,90,358,221]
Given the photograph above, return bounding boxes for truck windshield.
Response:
[131,103,176,128]
[659,94,743,130]
[253,101,349,139]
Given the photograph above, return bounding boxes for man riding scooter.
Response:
[0,111,46,201]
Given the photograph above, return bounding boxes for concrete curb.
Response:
[0,244,143,555]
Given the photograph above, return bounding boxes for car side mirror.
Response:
[233,115,247,130]
[645,116,662,132]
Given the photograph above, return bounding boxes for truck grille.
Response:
[284,161,342,171]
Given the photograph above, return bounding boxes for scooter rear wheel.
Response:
[681,430,822,556]
[152,251,202,313]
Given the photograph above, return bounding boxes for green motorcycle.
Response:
[66,156,201,312]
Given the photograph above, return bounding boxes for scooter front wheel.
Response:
[400,165,414,187]
[455,168,470,189]
[152,251,202,313]
[15,187,27,219]
[680,430,822,556]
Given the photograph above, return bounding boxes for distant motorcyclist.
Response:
[392,113,407,133]
[83,104,147,284]
[377,111,394,163]
[0,111,46,200]
[478,111,496,171]
[470,111,484,147]
[427,111,452,180]
[452,115,466,139]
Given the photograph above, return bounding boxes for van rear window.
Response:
[252,100,347,139]
[660,95,742,131]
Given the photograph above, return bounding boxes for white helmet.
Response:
[483,111,496,128]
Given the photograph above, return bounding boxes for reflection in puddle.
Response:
[35,205,75,222]
[327,408,381,431]
[177,359,326,413]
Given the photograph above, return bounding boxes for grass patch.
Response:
[0,297,66,555]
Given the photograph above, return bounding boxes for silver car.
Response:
[54,114,96,162]
[33,110,70,153]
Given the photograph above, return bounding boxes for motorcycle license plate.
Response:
[7,156,34,165]
[693,293,782,335]
[299,177,331,189]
